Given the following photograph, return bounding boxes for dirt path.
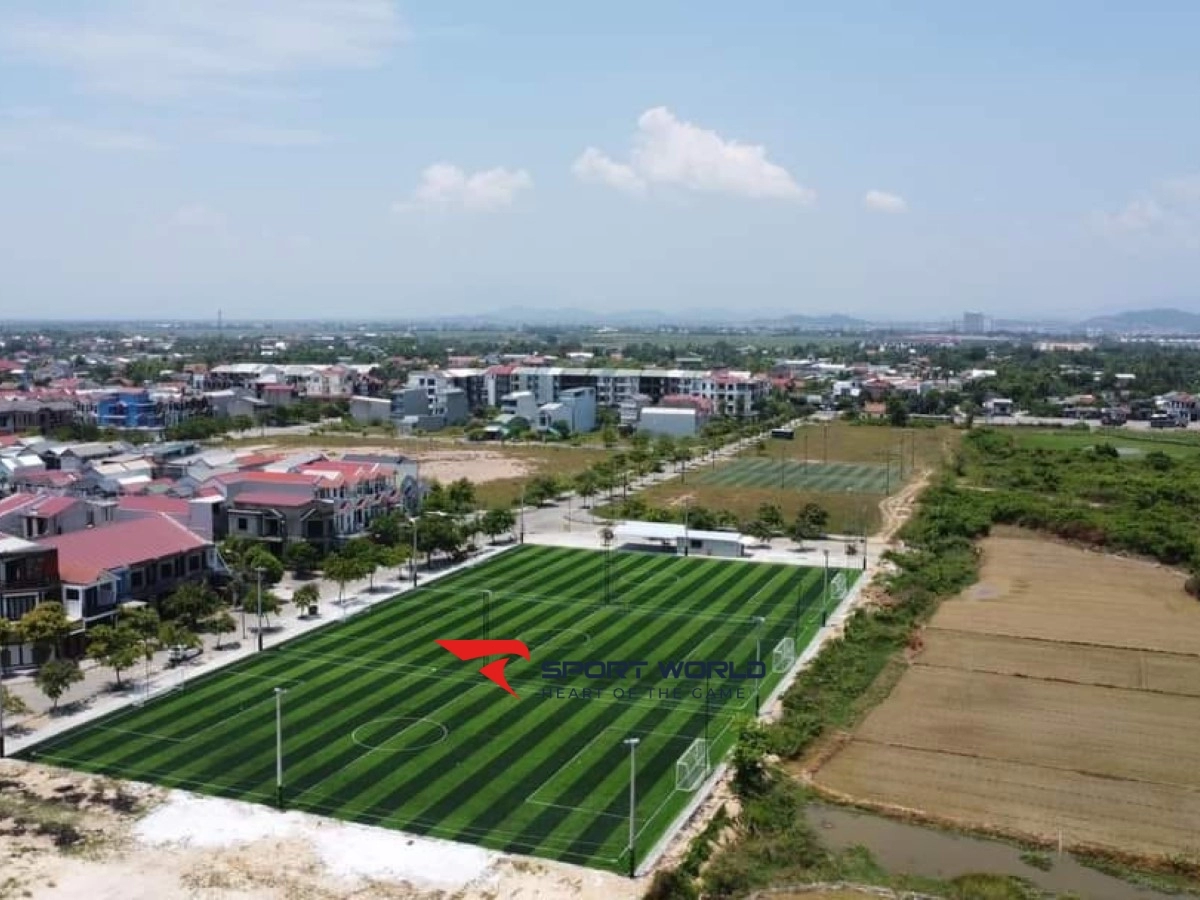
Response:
[876,469,930,543]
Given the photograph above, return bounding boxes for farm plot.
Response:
[811,531,1200,859]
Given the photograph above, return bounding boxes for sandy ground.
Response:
[809,531,1200,858]
[279,446,533,486]
[0,761,638,900]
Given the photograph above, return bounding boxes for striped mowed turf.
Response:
[693,458,893,493]
[19,546,848,872]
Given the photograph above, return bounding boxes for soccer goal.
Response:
[771,636,796,673]
[676,738,709,791]
[829,571,849,605]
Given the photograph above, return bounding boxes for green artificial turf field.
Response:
[19,545,853,873]
[692,457,894,493]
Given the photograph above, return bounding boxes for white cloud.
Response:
[1091,175,1200,249]
[215,124,329,146]
[574,106,813,202]
[403,163,532,211]
[2,0,405,100]
[1092,195,1164,234]
[571,147,645,195]
[863,189,907,213]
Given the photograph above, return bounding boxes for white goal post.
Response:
[771,636,796,673]
[829,571,849,604]
[676,738,709,791]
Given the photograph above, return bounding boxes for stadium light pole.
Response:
[753,616,765,715]
[821,551,830,627]
[623,737,640,878]
[274,687,287,807]
[519,482,526,544]
[483,589,493,640]
[255,566,265,652]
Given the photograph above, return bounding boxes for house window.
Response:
[131,570,143,588]
[188,554,201,572]
[160,563,172,579]
[65,588,81,601]
[237,516,248,531]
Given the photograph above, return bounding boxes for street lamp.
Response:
[274,687,287,807]
[255,566,265,652]
[821,550,830,627]
[623,737,640,878]
[753,616,765,715]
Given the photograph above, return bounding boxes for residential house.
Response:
[639,407,701,438]
[0,535,60,668]
[537,386,597,434]
[38,514,216,624]
[350,396,393,425]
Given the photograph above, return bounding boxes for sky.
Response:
[1,0,1199,322]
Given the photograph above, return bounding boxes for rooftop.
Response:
[38,515,210,584]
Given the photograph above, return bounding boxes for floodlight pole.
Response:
[753,616,765,715]
[274,687,286,807]
[519,482,526,544]
[822,550,830,627]
[683,500,690,557]
[412,515,419,586]
[0,688,5,758]
[483,589,493,640]
[624,737,640,878]
[255,566,265,652]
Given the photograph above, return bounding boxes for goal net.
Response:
[771,636,796,673]
[829,571,849,605]
[676,738,708,791]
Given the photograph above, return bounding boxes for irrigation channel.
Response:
[805,805,1179,900]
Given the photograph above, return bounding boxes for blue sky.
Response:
[1,1,1198,321]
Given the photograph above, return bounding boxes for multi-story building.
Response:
[483,367,767,420]
[0,535,60,668]
[38,514,216,623]
[537,386,597,434]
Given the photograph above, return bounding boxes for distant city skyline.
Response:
[1,1,1198,319]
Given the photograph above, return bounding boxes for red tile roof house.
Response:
[37,514,215,629]
[214,471,337,553]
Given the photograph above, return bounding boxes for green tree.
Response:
[481,507,516,543]
[792,502,830,541]
[745,519,776,545]
[19,602,72,659]
[323,553,369,603]
[159,621,201,655]
[0,617,20,675]
[886,396,910,427]
[230,414,254,433]
[1,684,30,716]
[245,546,284,586]
[756,503,784,533]
[207,610,238,649]
[368,511,403,546]
[601,424,618,448]
[525,474,561,506]
[343,539,386,591]
[573,470,599,508]
[35,658,83,711]
[731,718,773,797]
[282,541,320,576]
[119,605,161,641]
[85,623,142,688]
[292,582,321,616]
[163,582,219,629]
[447,478,476,514]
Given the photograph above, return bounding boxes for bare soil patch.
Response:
[931,532,1199,654]
[810,531,1200,860]
[918,629,1200,696]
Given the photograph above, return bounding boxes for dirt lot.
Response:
[809,532,1200,859]
[0,761,637,900]
[258,442,604,507]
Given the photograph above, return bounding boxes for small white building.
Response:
[638,407,699,438]
[500,391,539,422]
[613,521,747,558]
[350,396,393,425]
[983,397,1014,416]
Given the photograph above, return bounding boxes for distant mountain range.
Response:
[411,307,871,330]
[1079,308,1200,333]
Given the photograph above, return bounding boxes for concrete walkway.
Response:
[2,542,515,755]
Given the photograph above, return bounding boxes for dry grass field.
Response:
[811,531,1200,859]
[761,422,949,468]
